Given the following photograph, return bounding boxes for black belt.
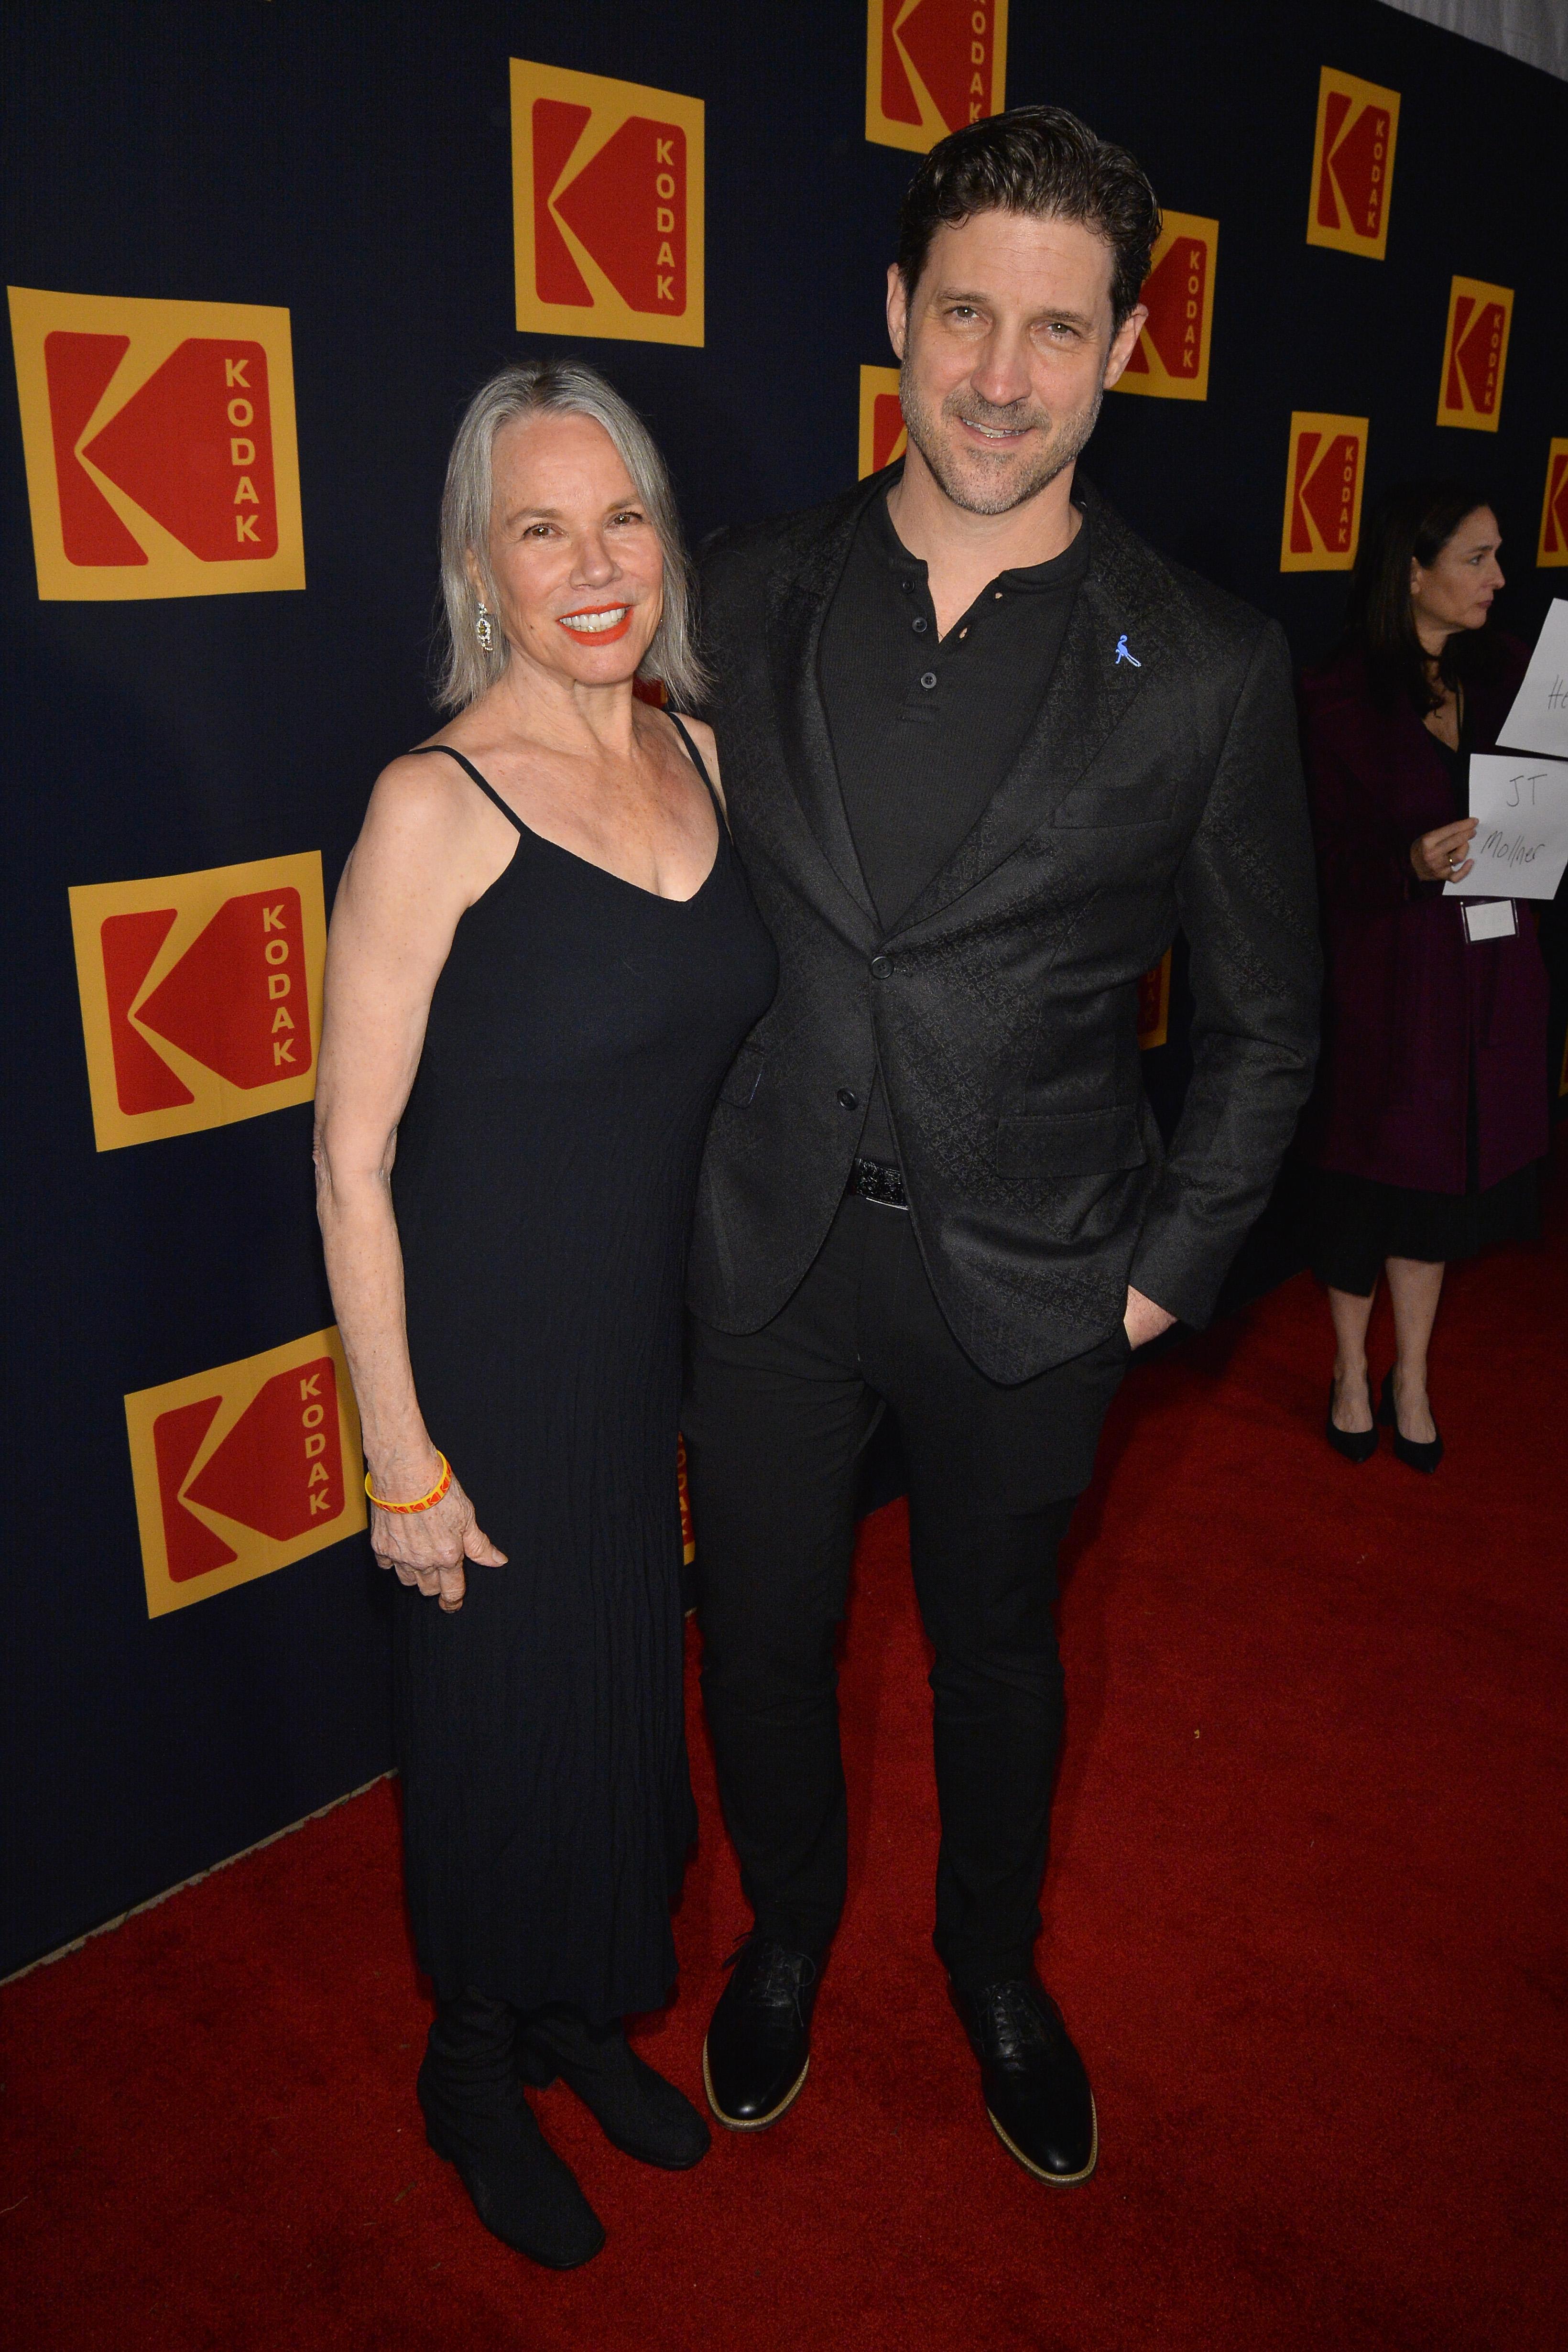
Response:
[848,1156,908,1210]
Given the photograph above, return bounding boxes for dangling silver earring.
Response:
[474,600,494,653]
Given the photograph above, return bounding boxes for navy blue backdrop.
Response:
[3,0,1565,1976]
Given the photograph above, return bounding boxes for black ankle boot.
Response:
[417,1990,605,2267]
[519,2007,710,2170]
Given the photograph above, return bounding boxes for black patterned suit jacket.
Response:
[688,468,1321,1383]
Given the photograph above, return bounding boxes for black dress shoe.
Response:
[1325,1375,1378,1463]
[951,1975,1097,2185]
[519,2007,710,2169]
[702,1938,818,2130]
[1376,1368,1444,1473]
[418,1992,605,2268]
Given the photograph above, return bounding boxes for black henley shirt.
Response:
[817,484,1089,1163]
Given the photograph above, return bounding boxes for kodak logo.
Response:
[1306,68,1400,260]
[1537,441,1568,569]
[68,851,326,1152]
[1137,953,1171,1052]
[512,60,704,347]
[7,286,304,601]
[1280,413,1369,573]
[866,0,1009,153]
[1437,276,1513,433]
[858,365,907,478]
[1114,211,1219,404]
[125,1328,366,1617]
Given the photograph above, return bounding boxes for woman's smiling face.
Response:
[474,409,665,687]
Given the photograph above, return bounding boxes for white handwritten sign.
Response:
[1497,599,1568,759]
[1446,753,1568,900]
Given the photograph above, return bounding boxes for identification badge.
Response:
[1461,898,1518,944]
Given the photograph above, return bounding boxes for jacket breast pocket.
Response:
[1052,780,1178,828]
[993,1106,1147,1179]
[718,1040,764,1108]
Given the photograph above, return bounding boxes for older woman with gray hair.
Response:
[314,362,776,2267]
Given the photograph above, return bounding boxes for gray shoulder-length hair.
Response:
[433,359,707,715]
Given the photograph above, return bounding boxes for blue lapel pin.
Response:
[1114,633,1141,667]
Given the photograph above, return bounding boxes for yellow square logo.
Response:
[1306,68,1399,260]
[866,0,1009,153]
[68,851,326,1152]
[512,59,704,347]
[126,1328,365,1618]
[859,365,907,478]
[1281,412,1369,573]
[7,286,304,600]
[1113,211,1219,403]
[1538,440,1568,569]
[1437,276,1513,432]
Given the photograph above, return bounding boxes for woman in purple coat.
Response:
[1298,481,1549,1471]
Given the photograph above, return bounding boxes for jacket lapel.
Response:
[894,488,1173,935]
[763,477,886,931]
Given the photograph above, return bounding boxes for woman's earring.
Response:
[474,601,494,653]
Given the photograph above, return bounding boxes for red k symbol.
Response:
[153,1359,344,1582]
[534,102,686,313]
[43,332,276,565]
[1545,452,1568,559]
[881,0,997,136]
[1291,432,1361,555]
[98,887,310,1116]
[1317,95,1390,240]
[1445,297,1506,415]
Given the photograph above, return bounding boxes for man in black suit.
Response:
[683,107,1319,2183]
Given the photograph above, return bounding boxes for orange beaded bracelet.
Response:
[365,1451,452,1514]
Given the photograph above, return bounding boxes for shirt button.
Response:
[837,1087,859,1110]
[871,954,893,978]
[912,616,928,633]
[920,671,937,689]
[900,578,915,593]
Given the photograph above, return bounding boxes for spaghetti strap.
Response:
[666,712,728,831]
[406,743,527,835]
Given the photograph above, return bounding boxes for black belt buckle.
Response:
[850,1156,908,1211]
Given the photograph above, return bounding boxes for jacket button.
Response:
[871,954,893,978]
[919,671,937,689]
[837,1088,858,1111]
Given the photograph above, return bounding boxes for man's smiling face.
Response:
[887,207,1145,517]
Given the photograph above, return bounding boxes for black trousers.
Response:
[682,1190,1129,1994]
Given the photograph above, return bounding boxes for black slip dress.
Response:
[387,718,776,2022]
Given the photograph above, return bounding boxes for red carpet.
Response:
[4,1158,1566,2349]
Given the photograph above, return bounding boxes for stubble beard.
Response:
[898,364,1104,517]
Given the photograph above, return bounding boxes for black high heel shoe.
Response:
[1325,1373,1378,1463]
[1376,1368,1444,1474]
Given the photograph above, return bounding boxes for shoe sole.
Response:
[986,2093,1098,2186]
[701,2038,809,2132]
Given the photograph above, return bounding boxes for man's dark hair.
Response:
[1345,479,1504,711]
[896,105,1161,329]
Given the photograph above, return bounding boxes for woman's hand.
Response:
[368,1465,507,1613]
[1411,817,1478,883]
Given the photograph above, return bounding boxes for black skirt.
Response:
[1312,1161,1540,1296]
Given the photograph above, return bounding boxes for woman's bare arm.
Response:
[314,755,509,1609]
